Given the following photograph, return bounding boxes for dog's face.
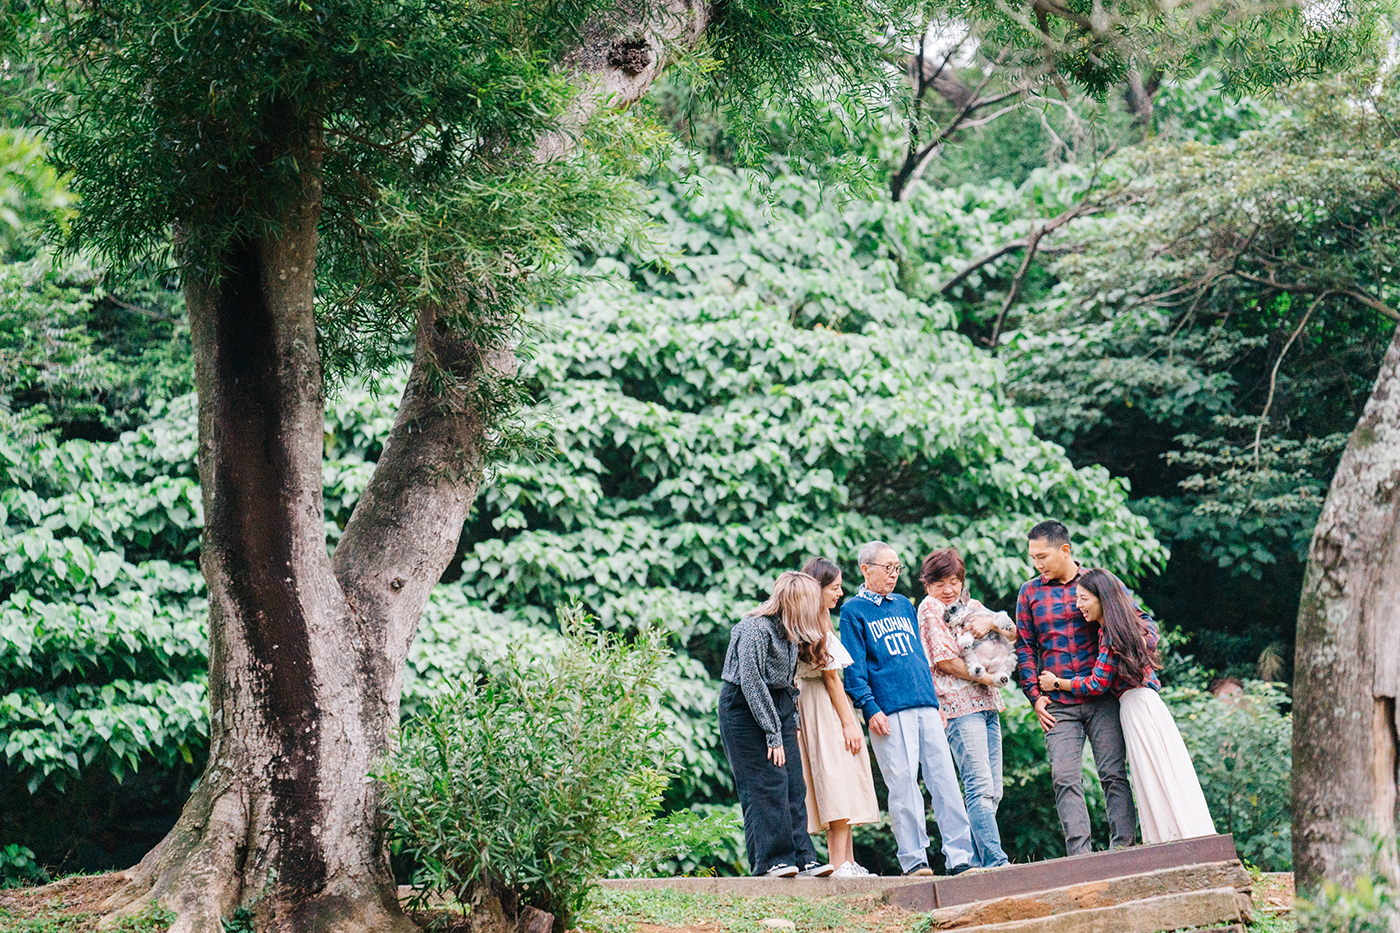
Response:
[951,605,1014,638]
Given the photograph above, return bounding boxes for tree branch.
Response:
[1253,291,1328,469]
[989,222,1046,351]
[938,197,1104,294]
[1233,271,1400,323]
[891,44,1021,201]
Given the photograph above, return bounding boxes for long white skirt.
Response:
[1119,687,1217,844]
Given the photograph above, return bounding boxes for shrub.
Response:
[1295,832,1400,933]
[609,806,745,878]
[0,843,48,888]
[1169,680,1292,870]
[377,605,673,931]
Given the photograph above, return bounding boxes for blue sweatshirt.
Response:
[839,586,941,720]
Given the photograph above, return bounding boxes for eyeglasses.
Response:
[869,562,901,574]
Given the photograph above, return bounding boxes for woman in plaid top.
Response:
[916,548,1009,869]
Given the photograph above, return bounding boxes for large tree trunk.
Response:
[97,182,422,932]
[1294,325,1400,893]
[97,8,712,933]
[100,214,502,933]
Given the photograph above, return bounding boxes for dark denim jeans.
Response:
[718,681,820,875]
[945,709,1008,867]
[1044,696,1137,854]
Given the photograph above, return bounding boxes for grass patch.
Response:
[0,903,172,933]
[582,889,908,933]
[1247,913,1294,933]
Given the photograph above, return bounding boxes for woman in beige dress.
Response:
[796,558,881,877]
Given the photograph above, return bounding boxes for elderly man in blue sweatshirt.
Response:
[840,541,975,876]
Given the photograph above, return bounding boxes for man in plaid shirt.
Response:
[1014,520,1136,855]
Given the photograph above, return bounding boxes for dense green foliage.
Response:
[0,843,47,887]
[1172,683,1294,869]
[1,129,191,438]
[999,75,1399,678]
[1,144,1171,871]
[4,1,1394,877]
[380,609,672,930]
[455,161,1165,802]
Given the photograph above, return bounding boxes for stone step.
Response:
[889,834,1241,910]
[928,887,1245,933]
[916,860,1250,929]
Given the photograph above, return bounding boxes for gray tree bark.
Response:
[97,6,711,932]
[1294,325,1400,893]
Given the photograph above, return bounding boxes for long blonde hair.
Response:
[752,571,827,661]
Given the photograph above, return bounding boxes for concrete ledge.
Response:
[596,875,925,898]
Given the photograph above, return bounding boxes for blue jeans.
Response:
[945,710,1008,867]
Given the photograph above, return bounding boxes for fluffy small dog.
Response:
[946,601,1018,687]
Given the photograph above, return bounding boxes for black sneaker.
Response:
[947,863,974,876]
[904,864,934,876]
[764,863,799,878]
[797,861,834,877]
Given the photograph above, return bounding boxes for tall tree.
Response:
[1292,82,1400,884]
[1294,326,1400,891]
[13,0,890,929]
[9,0,1386,930]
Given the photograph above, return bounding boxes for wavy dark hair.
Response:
[1077,568,1159,686]
[798,557,840,667]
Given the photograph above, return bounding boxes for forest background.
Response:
[1,3,1397,885]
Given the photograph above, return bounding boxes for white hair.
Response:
[858,541,893,566]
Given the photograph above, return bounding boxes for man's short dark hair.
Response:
[1028,520,1071,548]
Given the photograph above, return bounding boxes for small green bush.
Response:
[378,606,673,931]
[1169,681,1292,870]
[1295,832,1400,933]
[610,806,745,878]
[0,843,48,887]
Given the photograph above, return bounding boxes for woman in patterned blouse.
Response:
[916,548,1010,869]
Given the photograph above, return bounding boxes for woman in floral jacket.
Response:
[916,547,1009,869]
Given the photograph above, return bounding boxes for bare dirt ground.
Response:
[1253,872,1295,917]
[0,872,129,930]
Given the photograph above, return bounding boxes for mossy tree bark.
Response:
[1294,325,1400,892]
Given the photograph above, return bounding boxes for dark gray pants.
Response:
[1044,696,1136,854]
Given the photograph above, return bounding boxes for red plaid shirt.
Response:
[1014,564,1156,705]
[1065,628,1162,698]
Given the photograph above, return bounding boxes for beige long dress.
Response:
[795,633,881,833]
[1119,687,1217,843]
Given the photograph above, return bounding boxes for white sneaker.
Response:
[831,862,863,878]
